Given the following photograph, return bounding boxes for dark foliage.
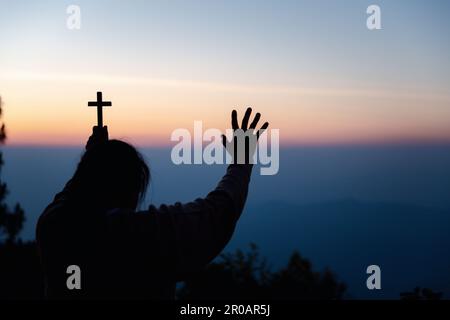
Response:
[400,287,443,300]
[0,96,42,299]
[0,96,25,244]
[178,243,347,300]
[0,241,44,299]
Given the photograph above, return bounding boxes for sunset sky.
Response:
[1,0,450,146]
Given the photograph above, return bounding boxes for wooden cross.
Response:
[88,91,112,127]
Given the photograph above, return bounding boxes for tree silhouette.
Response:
[400,287,443,300]
[0,96,25,244]
[178,243,347,300]
[0,96,43,299]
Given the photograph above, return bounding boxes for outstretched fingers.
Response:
[221,134,227,147]
[241,107,252,130]
[257,122,269,139]
[249,112,261,129]
[232,110,239,130]
[228,108,269,141]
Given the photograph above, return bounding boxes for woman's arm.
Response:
[137,108,269,277]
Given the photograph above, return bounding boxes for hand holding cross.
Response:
[88,91,111,128]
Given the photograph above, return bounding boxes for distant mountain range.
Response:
[229,199,450,299]
[3,146,450,299]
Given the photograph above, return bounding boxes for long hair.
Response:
[70,140,150,209]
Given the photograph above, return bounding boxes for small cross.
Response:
[88,91,112,127]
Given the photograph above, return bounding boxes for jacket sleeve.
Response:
[50,164,253,279]
[145,164,253,277]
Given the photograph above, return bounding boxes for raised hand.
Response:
[85,126,109,150]
[222,108,269,164]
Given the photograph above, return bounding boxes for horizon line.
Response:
[4,140,450,149]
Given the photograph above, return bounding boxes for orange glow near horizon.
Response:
[2,73,450,147]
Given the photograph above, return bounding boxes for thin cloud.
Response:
[2,71,450,102]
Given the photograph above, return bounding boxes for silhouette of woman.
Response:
[36,108,268,299]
